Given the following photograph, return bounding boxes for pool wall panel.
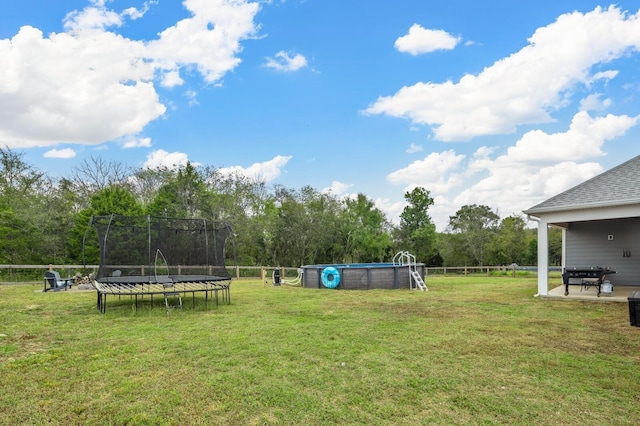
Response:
[301,263,425,290]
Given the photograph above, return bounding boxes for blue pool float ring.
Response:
[321,267,340,289]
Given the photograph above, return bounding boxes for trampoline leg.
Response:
[99,294,107,314]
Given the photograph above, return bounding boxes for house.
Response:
[523,154,640,296]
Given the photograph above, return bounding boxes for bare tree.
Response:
[66,156,133,209]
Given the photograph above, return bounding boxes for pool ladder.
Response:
[393,251,428,291]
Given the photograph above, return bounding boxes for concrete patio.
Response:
[542,284,640,302]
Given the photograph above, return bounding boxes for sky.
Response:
[2,0,640,231]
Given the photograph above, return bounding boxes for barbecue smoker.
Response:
[562,266,616,297]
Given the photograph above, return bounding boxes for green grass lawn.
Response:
[1,277,639,425]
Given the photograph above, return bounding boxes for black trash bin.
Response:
[628,291,640,327]
[273,268,281,286]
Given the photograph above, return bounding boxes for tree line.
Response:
[0,148,561,267]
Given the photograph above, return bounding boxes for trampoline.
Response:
[87,214,232,313]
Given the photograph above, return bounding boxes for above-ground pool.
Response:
[301,262,425,290]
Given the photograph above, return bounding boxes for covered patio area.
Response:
[543,284,640,302]
[524,155,640,299]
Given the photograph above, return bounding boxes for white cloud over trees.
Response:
[217,155,292,182]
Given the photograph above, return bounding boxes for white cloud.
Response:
[44,148,77,159]
[374,197,405,225]
[63,0,124,33]
[387,111,639,231]
[366,6,640,141]
[406,143,423,153]
[505,111,639,163]
[147,0,261,84]
[322,181,353,196]
[0,0,261,149]
[218,155,292,182]
[394,24,461,55]
[123,1,157,20]
[264,50,308,72]
[160,70,185,88]
[587,70,619,86]
[387,150,466,193]
[185,90,199,106]
[580,93,612,111]
[0,25,161,148]
[122,136,152,149]
[143,149,192,169]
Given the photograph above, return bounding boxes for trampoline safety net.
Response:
[89,215,231,283]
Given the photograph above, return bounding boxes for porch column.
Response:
[561,227,567,271]
[537,218,549,296]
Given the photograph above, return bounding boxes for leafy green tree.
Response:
[270,186,310,266]
[524,236,538,266]
[343,194,393,262]
[437,232,468,267]
[488,215,528,265]
[301,187,344,264]
[37,179,78,264]
[522,226,562,266]
[70,186,145,263]
[146,162,206,218]
[197,168,272,266]
[447,204,500,266]
[0,148,49,263]
[395,187,439,265]
[4,149,565,271]
[0,148,45,202]
[129,166,176,209]
[262,186,344,267]
[548,226,563,266]
[0,199,35,263]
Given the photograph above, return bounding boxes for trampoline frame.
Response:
[87,214,233,313]
[94,277,231,313]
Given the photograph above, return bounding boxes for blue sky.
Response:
[2,1,640,230]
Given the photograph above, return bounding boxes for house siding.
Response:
[566,218,640,286]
